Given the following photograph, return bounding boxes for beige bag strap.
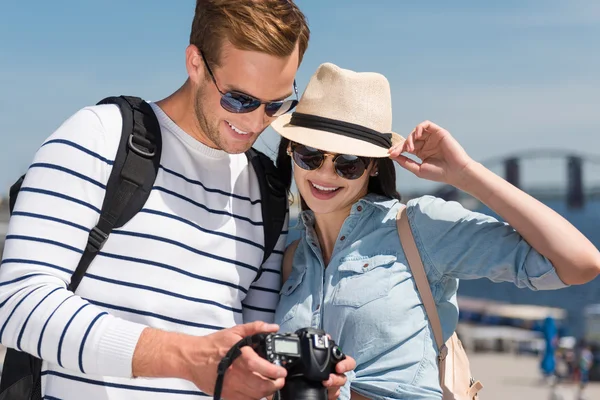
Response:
[396,207,448,362]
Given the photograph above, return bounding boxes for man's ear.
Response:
[185,44,205,85]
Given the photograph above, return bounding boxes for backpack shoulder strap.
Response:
[245,148,288,275]
[68,96,162,292]
[8,175,25,214]
[0,96,162,399]
[396,206,447,361]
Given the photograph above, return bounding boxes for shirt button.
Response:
[340,236,346,241]
[357,206,363,212]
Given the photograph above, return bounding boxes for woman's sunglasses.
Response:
[289,143,372,180]
[200,50,299,117]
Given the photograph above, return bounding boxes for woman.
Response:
[270,63,600,400]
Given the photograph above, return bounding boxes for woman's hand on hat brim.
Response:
[388,120,474,186]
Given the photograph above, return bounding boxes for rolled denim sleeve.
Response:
[406,195,568,290]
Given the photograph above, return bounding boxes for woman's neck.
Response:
[312,205,352,266]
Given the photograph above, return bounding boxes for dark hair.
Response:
[276,137,401,211]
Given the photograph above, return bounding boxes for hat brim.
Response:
[271,114,404,158]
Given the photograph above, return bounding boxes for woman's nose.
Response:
[316,155,338,177]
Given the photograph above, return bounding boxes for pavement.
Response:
[469,352,600,400]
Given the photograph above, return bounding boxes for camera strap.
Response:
[213,334,267,400]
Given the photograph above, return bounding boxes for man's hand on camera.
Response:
[323,355,356,400]
[132,324,355,400]
[185,321,287,400]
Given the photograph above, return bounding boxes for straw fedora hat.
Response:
[271,62,404,158]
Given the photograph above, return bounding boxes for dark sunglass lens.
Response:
[221,93,260,113]
[266,99,299,117]
[264,101,285,117]
[335,155,368,180]
[293,145,324,170]
[220,96,243,113]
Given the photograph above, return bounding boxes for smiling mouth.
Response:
[311,181,341,192]
[226,121,249,135]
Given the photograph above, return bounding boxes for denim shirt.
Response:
[274,194,567,400]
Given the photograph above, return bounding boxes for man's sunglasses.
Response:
[200,50,299,117]
[289,143,372,180]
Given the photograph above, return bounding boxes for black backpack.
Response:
[0,96,288,400]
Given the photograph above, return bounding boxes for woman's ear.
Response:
[370,162,379,177]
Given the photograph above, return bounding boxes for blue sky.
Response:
[1,0,599,195]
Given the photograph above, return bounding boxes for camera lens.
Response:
[332,346,344,360]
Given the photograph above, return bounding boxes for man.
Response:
[576,344,594,400]
[0,1,354,399]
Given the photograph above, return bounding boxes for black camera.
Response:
[254,327,346,400]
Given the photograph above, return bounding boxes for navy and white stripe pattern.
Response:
[0,103,287,399]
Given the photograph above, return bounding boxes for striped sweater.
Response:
[0,102,287,399]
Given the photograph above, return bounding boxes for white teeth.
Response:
[312,182,339,191]
[227,121,248,135]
